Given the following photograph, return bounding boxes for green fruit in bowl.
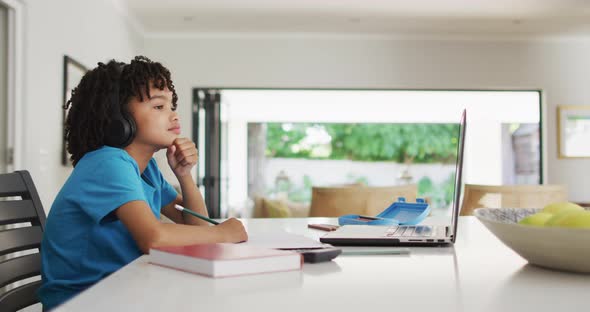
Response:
[553,211,590,229]
[546,210,584,227]
[541,202,584,214]
[518,212,553,226]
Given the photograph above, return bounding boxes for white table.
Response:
[55,217,590,312]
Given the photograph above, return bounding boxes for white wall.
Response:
[144,35,590,202]
[21,0,142,210]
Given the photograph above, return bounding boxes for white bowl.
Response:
[474,207,590,274]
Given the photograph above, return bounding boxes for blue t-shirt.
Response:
[38,146,178,310]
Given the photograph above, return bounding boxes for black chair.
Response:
[0,170,46,311]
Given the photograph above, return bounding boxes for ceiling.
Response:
[121,0,590,37]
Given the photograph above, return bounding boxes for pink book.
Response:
[149,243,302,278]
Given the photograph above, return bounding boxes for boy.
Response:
[39,56,247,310]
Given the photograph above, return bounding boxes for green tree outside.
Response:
[266,123,459,163]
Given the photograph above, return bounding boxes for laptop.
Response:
[320,109,466,246]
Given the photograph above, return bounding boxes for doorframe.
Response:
[2,0,24,171]
[193,89,222,218]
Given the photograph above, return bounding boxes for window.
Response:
[195,89,541,217]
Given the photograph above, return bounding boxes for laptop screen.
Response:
[450,109,466,242]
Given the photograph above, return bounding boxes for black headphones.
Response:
[104,63,136,148]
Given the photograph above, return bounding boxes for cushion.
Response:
[262,198,292,218]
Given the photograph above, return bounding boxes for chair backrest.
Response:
[460,184,568,216]
[309,184,418,217]
[0,170,46,311]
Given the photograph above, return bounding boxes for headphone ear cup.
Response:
[105,117,131,147]
[120,111,136,147]
[105,63,133,148]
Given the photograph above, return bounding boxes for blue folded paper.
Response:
[338,197,430,226]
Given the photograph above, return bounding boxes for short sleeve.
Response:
[160,179,178,208]
[77,155,147,224]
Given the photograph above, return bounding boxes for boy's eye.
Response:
[155,105,164,110]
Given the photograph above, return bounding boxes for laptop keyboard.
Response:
[383,225,434,237]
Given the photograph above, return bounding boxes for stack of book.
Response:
[149,243,302,278]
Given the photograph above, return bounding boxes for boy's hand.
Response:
[216,218,248,243]
[166,138,198,177]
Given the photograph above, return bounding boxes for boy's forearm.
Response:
[177,174,209,226]
[145,222,226,253]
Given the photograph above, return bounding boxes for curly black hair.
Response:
[64,55,178,166]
